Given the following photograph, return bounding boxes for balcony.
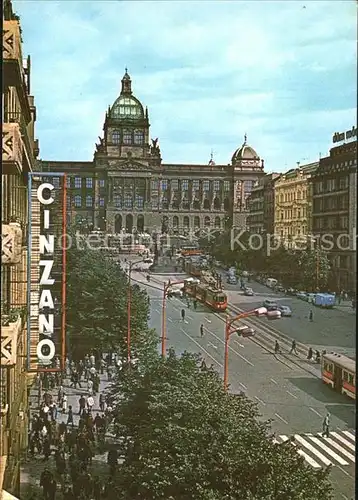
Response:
[1,315,22,366]
[1,224,23,265]
[3,21,31,123]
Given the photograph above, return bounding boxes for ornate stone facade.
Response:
[40,71,265,235]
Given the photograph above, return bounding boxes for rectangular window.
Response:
[66,177,71,188]
[181,179,189,191]
[151,180,158,190]
[86,178,93,188]
[134,131,144,145]
[123,131,132,144]
[99,179,105,187]
[171,180,179,190]
[203,180,210,191]
[52,177,60,188]
[74,195,82,208]
[161,179,168,190]
[75,177,82,188]
[192,180,200,190]
[224,180,230,191]
[99,197,105,207]
[86,196,93,208]
[213,180,220,191]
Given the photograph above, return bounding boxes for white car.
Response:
[277,305,292,317]
[267,310,281,319]
[263,299,278,308]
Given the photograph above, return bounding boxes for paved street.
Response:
[127,264,355,500]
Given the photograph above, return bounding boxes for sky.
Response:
[15,0,357,171]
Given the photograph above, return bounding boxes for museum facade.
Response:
[39,71,265,235]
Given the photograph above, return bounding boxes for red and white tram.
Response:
[321,352,356,400]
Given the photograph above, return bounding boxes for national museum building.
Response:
[39,71,265,235]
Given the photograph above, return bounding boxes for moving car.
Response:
[263,299,278,308]
[277,305,292,317]
[267,309,281,319]
[236,325,255,337]
[227,275,238,285]
[244,287,254,296]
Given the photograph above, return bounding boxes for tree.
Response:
[299,249,331,291]
[66,244,153,360]
[108,349,333,499]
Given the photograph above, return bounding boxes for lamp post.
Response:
[127,259,147,365]
[161,279,185,357]
[223,307,267,391]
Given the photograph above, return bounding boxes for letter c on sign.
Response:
[37,339,55,362]
[37,183,55,205]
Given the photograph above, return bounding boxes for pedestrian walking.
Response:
[289,340,298,355]
[193,300,197,310]
[181,308,185,321]
[87,395,94,413]
[200,324,204,337]
[322,412,330,437]
[274,340,280,354]
[307,347,313,360]
[309,309,313,321]
[67,405,74,428]
[99,393,105,412]
[78,395,86,416]
[87,379,94,395]
[62,394,67,414]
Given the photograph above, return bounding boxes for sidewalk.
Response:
[20,371,112,498]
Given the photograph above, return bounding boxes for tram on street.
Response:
[183,279,228,312]
[321,352,356,400]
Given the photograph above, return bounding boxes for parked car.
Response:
[275,284,286,293]
[244,287,254,296]
[263,299,278,308]
[267,309,281,319]
[296,291,307,300]
[306,293,316,303]
[227,275,238,285]
[286,288,296,295]
[277,305,292,317]
[266,278,278,288]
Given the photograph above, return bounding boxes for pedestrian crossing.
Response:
[273,430,355,469]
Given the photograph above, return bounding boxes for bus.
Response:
[321,352,355,400]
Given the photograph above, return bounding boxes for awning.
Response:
[1,490,20,500]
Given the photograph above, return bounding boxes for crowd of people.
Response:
[26,353,122,499]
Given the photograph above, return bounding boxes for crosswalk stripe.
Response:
[294,435,334,466]
[322,437,355,462]
[306,435,348,466]
[342,431,356,442]
[330,432,355,451]
[278,435,321,469]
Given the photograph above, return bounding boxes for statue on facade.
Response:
[95,136,105,152]
[151,138,161,156]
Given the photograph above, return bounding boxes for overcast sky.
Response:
[15,0,356,171]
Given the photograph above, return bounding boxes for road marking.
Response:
[205,317,212,323]
[270,378,278,385]
[322,437,355,462]
[184,320,189,324]
[168,318,173,323]
[342,430,355,442]
[180,328,223,368]
[286,390,297,399]
[205,328,254,367]
[240,383,247,390]
[279,435,321,469]
[275,413,288,425]
[330,432,355,451]
[306,435,348,466]
[234,340,245,348]
[254,396,266,405]
[309,407,322,418]
[155,309,160,314]
[294,435,333,467]
[187,315,193,320]
[208,342,218,350]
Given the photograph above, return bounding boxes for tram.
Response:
[183,279,228,312]
[321,352,356,400]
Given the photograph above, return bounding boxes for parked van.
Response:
[266,278,278,288]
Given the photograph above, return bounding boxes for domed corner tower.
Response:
[230,134,265,230]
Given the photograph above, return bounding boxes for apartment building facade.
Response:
[311,140,357,293]
[247,173,280,235]
[1,1,39,496]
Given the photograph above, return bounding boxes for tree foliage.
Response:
[66,243,155,359]
[108,349,333,499]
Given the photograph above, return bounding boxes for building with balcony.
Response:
[273,162,318,247]
[247,173,280,235]
[1,0,40,496]
[311,140,357,293]
[39,71,265,236]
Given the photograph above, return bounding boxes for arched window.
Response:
[194,216,200,228]
[204,216,211,227]
[114,195,122,208]
[135,194,144,209]
[183,216,190,228]
[213,197,221,210]
[124,194,133,209]
[173,216,179,227]
[134,130,144,145]
[214,216,221,228]
[86,196,93,208]
[112,130,120,144]
[224,198,230,211]
[74,195,81,208]
[123,130,132,145]
[203,199,210,210]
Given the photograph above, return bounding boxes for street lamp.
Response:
[161,279,184,357]
[224,307,267,391]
